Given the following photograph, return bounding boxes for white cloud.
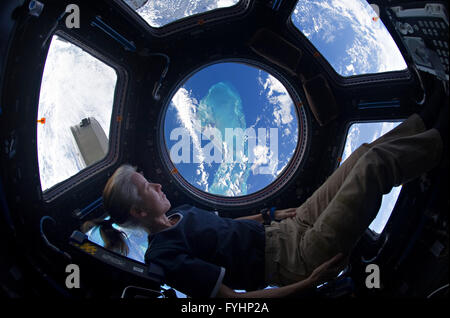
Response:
[170,88,209,189]
[342,124,360,163]
[346,63,355,74]
[369,121,399,143]
[135,1,163,27]
[209,161,247,196]
[255,71,298,179]
[196,162,209,191]
[216,0,239,7]
[276,160,288,176]
[260,74,294,126]
[250,145,269,173]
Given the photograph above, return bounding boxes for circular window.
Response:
[162,62,308,206]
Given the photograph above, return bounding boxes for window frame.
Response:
[39,31,128,202]
[112,0,252,37]
[157,58,310,208]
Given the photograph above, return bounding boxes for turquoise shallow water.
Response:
[198,82,246,136]
[197,82,250,196]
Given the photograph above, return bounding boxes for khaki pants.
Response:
[264,114,443,286]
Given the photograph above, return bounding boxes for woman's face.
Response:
[130,172,171,217]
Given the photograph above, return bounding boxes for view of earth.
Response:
[164,62,299,196]
[36,0,408,296]
[37,35,117,191]
[124,0,240,28]
[291,0,407,76]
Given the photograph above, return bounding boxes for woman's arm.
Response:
[234,214,264,223]
[217,277,314,298]
[216,254,345,298]
[235,208,297,224]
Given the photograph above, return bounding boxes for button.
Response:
[406,23,414,34]
[444,42,448,49]
[419,20,424,27]
[424,21,429,27]
[438,40,443,47]
[397,22,409,35]
[433,39,438,46]
[423,29,428,35]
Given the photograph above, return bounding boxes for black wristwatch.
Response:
[260,207,277,225]
[260,208,271,225]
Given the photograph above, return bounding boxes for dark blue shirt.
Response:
[144,205,266,297]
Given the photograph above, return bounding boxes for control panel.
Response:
[386,3,449,81]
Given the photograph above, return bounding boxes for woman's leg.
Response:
[264,114,427,285]
[295,113,426,228]
[299,128,443,274]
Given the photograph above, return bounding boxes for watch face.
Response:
[261,208,271,225]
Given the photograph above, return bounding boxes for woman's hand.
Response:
[235,208,296,224]
[307,253,346,286]
[218,253,347,298]
[274,208,297,221]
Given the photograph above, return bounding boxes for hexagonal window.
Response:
[291,0,407,76]
[37,35,117,191]
[123,0,241,28]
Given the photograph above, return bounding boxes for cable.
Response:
[121,285,165,298]
[40,216,72,261]
[41,9,71,50]
[361,233,390,264]
[426,283,449,298]
[147,53,170,101]
[411,65,426,106]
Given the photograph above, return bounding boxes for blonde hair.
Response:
[102,164,142,225]
[82,164,142,255]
